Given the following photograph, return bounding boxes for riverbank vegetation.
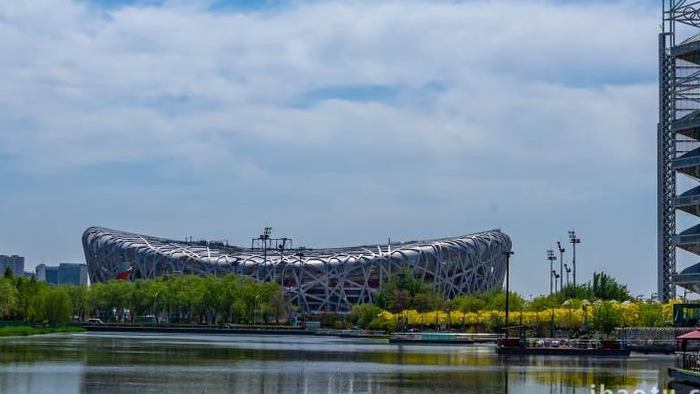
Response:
[0,324,85,337]
[85,274,287,324]
[0,266,678,337]
[0,269,286,326]
[349,271,674,336]
[0,269,73,325]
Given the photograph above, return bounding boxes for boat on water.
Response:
[625,342,675,355]
[389,332,498,345]
[496,337,630,357]
[668,329,700,387]
[336,329,389,339]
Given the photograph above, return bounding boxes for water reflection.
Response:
[0,333,675,394]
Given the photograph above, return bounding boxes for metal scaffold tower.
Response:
[658,1,700,302]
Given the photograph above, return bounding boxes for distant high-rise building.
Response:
[34,264,45,281]
[36,264,58,284]
[57,263,88,286]
[0,255,24,277]
[35,263,87,286]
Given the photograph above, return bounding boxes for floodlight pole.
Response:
[568,231,581,288]
[503,250,514,337]
[295,247,306,322]
[547,250,556,296]
[557,241,565,291]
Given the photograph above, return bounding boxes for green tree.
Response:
[527,294,565,312]
[350,303,382,329]
[0,279,19,319]
[452,295,486,313]
[259,282,286,324]
[15,276,45,321]
[590,272,630,301]
[638,302,665,327]
[487,313,505,333]
[590,301,622,337]
[560,284,592,300]
[414,292,444,313]
[374,269,442,313]
[81,273,290,326]
[484,291,525,312]
[33,287,73,325]
[66,286,88,321]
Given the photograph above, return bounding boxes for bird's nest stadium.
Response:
[83,227,512,314]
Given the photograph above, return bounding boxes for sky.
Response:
[0,0,670,297]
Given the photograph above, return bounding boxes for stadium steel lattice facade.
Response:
[83,227,512,313]
[658,1,700,301]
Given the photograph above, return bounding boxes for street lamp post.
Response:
[503,250,514,337]
[564,264,571,286]
[568,231,581,288]
[547,250,557,296]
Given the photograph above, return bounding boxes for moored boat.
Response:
[389,332,497,344]
[669,329,700,387]
[496,337,630,357]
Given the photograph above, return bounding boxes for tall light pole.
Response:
[564,264,571,286]
[277,237,290,285]
[295,247,306,324]
[568,231,581,288]
[547,250,557,296]
[557,273,561,292]
[557,241,565,291]
[503,250,514,337]
[551,271,556,294]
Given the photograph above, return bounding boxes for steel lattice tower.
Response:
[658,1,700,302]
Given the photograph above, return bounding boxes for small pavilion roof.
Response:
[678,330,700,340]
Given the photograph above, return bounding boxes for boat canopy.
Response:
[677,330,700,340]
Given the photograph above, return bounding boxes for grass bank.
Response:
[0,325,85,337]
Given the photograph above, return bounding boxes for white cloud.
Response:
[0,0,657,178]
[0,0,664,295]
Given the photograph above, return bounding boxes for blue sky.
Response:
[0,0,667,297]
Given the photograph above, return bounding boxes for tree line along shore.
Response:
[0,268,675,337]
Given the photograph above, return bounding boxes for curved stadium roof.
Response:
[83,226,512,313]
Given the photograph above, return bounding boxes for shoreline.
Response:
[82,325,391,339]
[83,325,314,336]
[0,325,85,338]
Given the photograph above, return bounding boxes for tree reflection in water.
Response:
[0,334,675,394]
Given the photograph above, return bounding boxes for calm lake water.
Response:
[0,333,676,394]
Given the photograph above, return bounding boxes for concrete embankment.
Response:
[83,325,313,336]
[82,325,391,339]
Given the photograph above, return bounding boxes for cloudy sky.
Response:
[0,0,668,297]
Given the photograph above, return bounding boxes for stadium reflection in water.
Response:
[0,333,673,394]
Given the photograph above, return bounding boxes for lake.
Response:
[0,333,676,393]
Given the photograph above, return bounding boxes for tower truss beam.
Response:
[658,0,700,302]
